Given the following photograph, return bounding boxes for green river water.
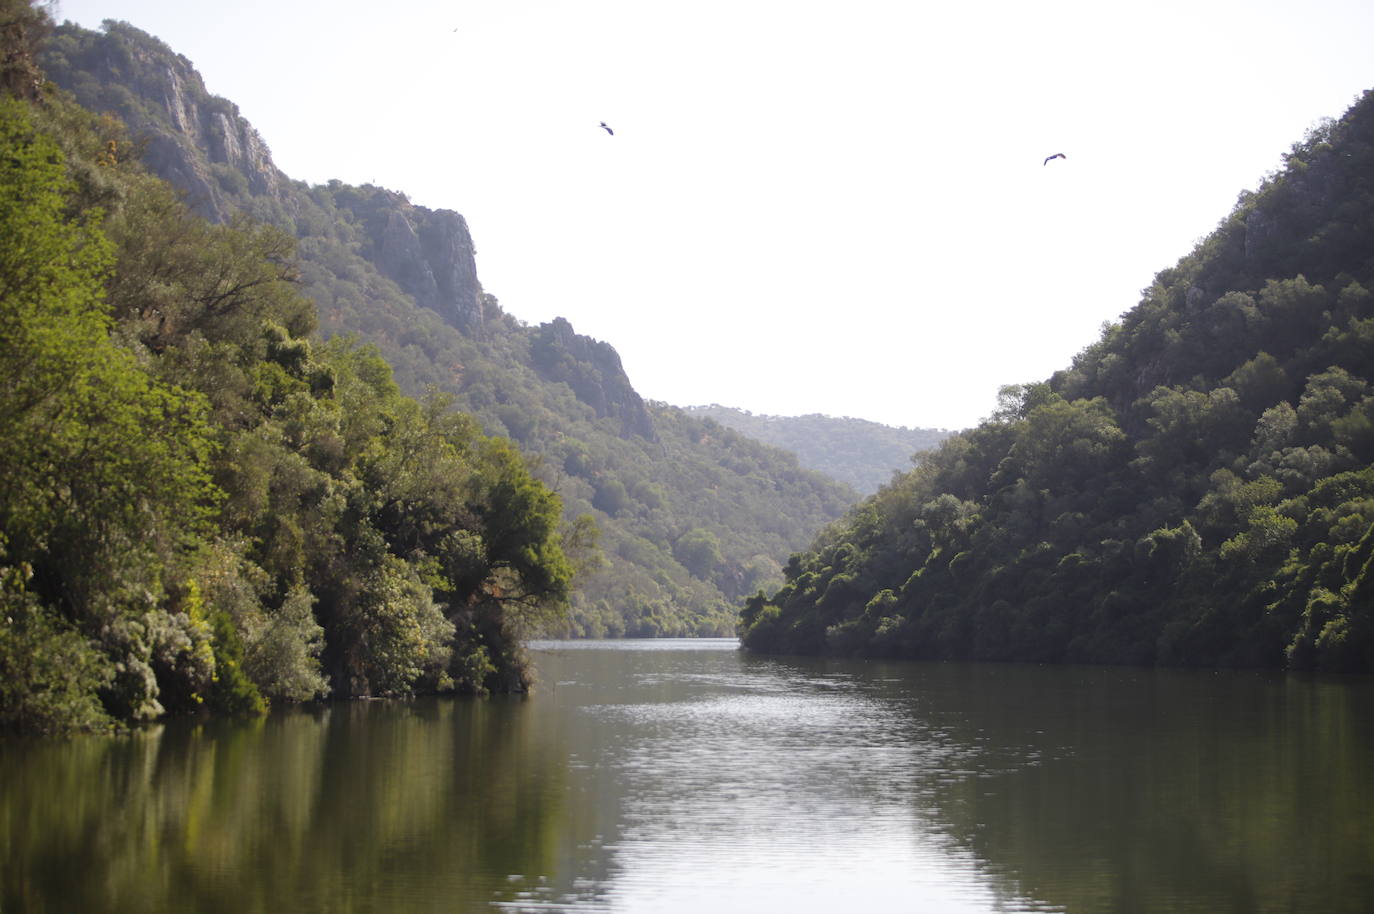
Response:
[3,639,1371,912]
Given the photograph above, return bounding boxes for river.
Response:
[3,639,1372,912]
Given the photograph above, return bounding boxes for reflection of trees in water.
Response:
[0,697,569,913]
[6,651,1371,914]
[909,665,1374,914]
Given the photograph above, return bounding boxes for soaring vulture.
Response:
[1043,153,1066,165]
[600,122,614,136]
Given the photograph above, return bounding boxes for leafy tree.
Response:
[674,528,724,579]
[0,96,221,728]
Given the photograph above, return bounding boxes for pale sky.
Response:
[54,0,1374,431]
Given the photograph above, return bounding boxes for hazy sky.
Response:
[54,0,1374,430]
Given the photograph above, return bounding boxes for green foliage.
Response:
[0,95,218,729]
[204,603,267,716]
[674,528,723,578]
[0,38,584,729]
[744,89,1374,673]
[241,585,329,702]
[0,545,113,734]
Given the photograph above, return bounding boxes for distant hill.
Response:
[742,90,1374,673]
[684,406,949,494]
[39,19,858,638]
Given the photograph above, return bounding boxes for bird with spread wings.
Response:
[1043,153,1066,165]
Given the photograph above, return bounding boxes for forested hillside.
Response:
[38,17,855,640]
[685,405,949,494]
[0,0,590,733]
[743,90,1374,673]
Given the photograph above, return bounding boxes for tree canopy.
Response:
[742,92,1374,674]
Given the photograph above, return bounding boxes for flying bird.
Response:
[599,121,614,136]
[1043,153,1066,165]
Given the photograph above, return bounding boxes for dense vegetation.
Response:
[38,18,856,640]
[0,1,583,733]
[684,405,949,494]
[743,91,1374,673]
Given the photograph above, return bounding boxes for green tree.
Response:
[0,98,222,729]
[674,528,724,579]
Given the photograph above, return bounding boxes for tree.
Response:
[0,98,221,729]
[674,528,723,579]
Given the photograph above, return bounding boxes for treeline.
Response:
[37,17,857,639]
[0,4,579,733]
[684,405,950,494]
[744,91,1374,673]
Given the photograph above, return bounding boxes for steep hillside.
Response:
[685,405,949,494]
[743,91,1374,673]
[0,1,600,731]
[39,19,855,637]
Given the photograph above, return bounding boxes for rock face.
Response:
[41,20,485,335]
[42,22,285,221]
[338,192,484,333]
[419,210,484,331]
[532,317,656,440]
[1,4,46,101]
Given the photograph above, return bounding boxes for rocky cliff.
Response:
[41,20,485,335]
[532,317,656,440]
[42,20,283,219]
[1,0,46,100]
[320,183,486,333]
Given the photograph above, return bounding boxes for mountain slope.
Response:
[40,19,856,637]
[742,91,1374,672]
[1,2,606,731]
[684,405,950,494]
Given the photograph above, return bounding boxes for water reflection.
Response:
[920,664,1374,914]
[518,643,1059,913]
[1,698,567,913]
[3,640,1372,913]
